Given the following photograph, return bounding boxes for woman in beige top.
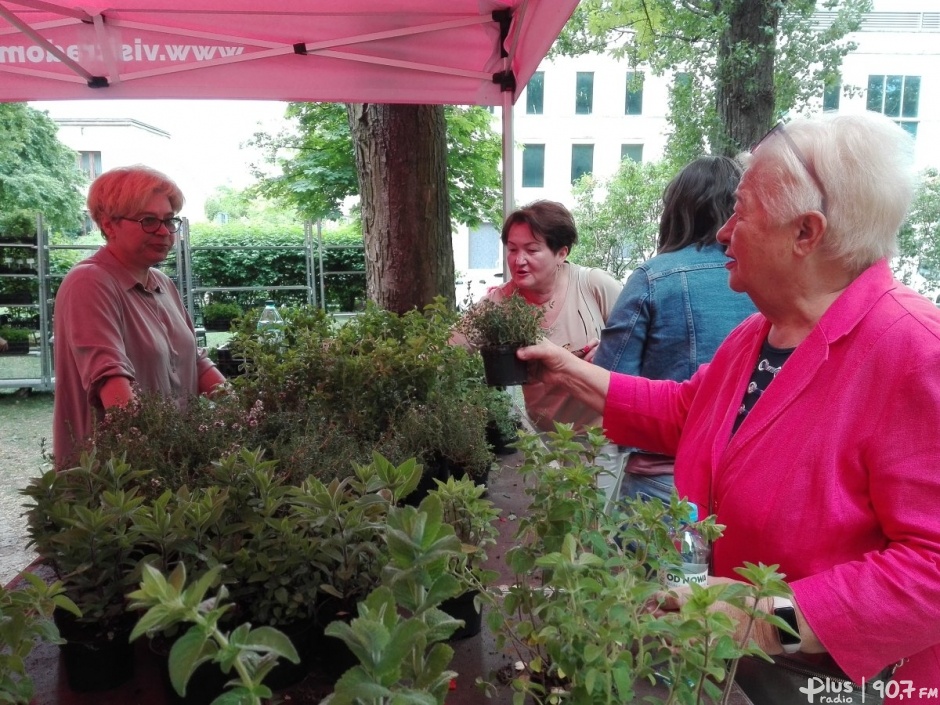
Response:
[484,200,622,433]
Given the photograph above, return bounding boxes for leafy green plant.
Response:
[429,476,500,581]
[486,426,794,705]
[21,452,148,639]
[0,574,79,704]
[0,327,30,343]
[323,495,475,705]
[456,292,546,348]
[202,301,243,330]
[129,563,299,705]
[0,210,36,241]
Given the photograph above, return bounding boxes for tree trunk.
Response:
[714,0,781,156]
[346,103,456,314]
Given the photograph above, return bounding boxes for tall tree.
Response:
[0,103,84,232]
[347,104,455,313]
[555,0,869,159]
[249,102,501,311]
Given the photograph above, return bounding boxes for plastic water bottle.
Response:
[661,503,710,589]
[256,300,284,343]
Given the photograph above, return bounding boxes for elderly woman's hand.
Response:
[516,339,612,415]
[657,576,783,655]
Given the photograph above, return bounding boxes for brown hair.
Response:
[500,200,578,254]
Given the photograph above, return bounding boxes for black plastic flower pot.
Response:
[480,345,528,386]
[54,611,136,693]
[440,589,483,640]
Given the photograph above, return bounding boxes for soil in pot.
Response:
[54,611,136,693]
[0,341,30,355]
[440,589,483,640]
[481,345,529,386]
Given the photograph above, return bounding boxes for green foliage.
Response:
[129,563,300,705]
[188,220,365,311]
[0,327,30,343]
[249,103,501,227]
[0,575,78,704]
[570,159,676,278]
[429,476,501,575]
[0,210,35,240]
[895,168,940,294]
[323,494,498,704]
[20,453,149,637]
[485,426,793,705]
[456,293,546,348]
[202,302,243,329]
[0,103,85,233]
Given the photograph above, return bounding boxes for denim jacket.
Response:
[594,243,756,381]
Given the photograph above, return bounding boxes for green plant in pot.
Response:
[0,326,30,354]
[20,452,149,692]
[486,426,794,705]
[291,454,422,680]
[428,476,501,639]
[202,301,243,331]
[456,292,546,386]
[129,563,300,705]
[0,574,79,704]
[323,494,468,704]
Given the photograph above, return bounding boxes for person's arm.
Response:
[517,338,611,414]
[198,365,228,396]
[98,375,135,409]
[0,336,7,352]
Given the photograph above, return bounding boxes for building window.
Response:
[625,71,644,115]
[823,79,841,112]
[468,222,501,270]
[78,151,102,180]
[526,71,544,115]
[522,144,545,188]
[621,144,643,163]
[867,74,920,137]
[571,144,594,184]
[575,72,594,115]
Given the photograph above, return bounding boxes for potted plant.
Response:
[323,496,467,704]
[202,301,243,331]
[428,476,500,639]
[0,327,31,354]
[456,293,546,386]
[0,280,33,305]
[129,563,300,705]
[486,426,794,705]
[20,452,149,692]
[0,574,79,704]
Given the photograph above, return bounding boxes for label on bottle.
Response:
[661,563,708,590]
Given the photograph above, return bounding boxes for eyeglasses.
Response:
[119,216,183,234]
[752,122,828,215]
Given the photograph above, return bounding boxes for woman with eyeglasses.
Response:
[53,165,226,470]
[516,112,940,698]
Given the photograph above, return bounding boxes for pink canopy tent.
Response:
[0,0,579,211]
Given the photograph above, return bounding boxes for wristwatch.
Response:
[773,596,802,654]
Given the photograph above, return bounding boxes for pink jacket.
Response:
[604,261,940,696]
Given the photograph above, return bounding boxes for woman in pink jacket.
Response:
[518,112,940,702]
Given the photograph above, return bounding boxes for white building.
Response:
[452,0,940,285]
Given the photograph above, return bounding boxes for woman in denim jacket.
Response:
[594,156,756,501]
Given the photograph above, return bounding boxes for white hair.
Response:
[748,112,917,274]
